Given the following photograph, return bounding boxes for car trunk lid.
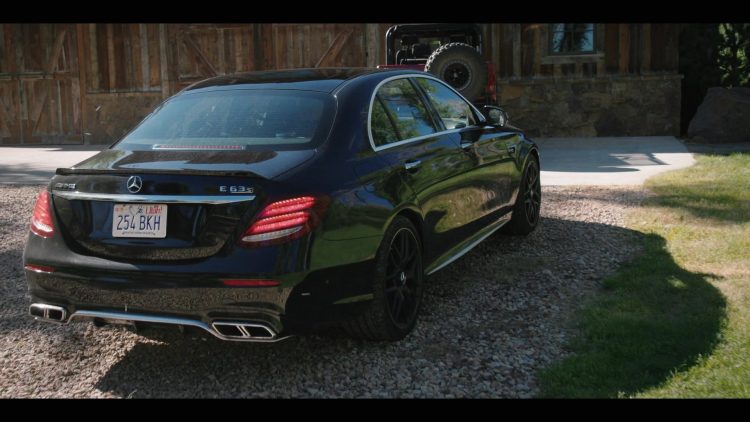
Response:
[49,149,314,261]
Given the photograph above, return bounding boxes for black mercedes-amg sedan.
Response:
[23,68,540,342]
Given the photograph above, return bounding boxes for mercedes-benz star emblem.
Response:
[126,176,143,194]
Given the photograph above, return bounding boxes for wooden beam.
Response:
[46,27,67,74]
[130,24,143,91]
[365,23,380,68]
[159,24,170,98]
[106,24,116,90]
[217,29,226,75]
[640,24,651,74]
[28,82,50,134]
[512,24,521,78]
[74,24,87,142]
[595,23,605,76]
[490,24,499,73]
[315,29,352,68]
[234,28,243,72]
[184,33,218,76]
[3,25,17,74]
[540,53,605,64]
[87,24,99,91]
[253,24,263,70]
[618,23,630,74]
[0,92,17,133]
[139,24,150,90]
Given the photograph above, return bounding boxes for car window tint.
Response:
[115,89,335,151]
[375,79,437,140]
[415,78,477,129]
[370,96,400,147]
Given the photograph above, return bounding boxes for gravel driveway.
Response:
[0,185,648,398]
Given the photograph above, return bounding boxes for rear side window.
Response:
[370,97,400,146]
[372,78,437,145]
[115,89,335,151]
[415,78,477,129]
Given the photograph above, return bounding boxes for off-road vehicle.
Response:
[377,23,497,105]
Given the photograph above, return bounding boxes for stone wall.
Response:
[498,74,683,138]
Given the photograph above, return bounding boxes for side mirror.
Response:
[482,105,508,127]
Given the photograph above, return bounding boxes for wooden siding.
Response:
[0,23,681,144]
[0,24,82,144]
[82,23,162,93]
[503,23,679,79]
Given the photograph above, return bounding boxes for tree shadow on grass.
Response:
[643,151,750,225]
[539,232,727,398]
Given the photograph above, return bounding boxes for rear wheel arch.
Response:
[393,207,424,248]
[377,206,424,255]
[526,147,540,170]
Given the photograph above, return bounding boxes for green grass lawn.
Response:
[539,152,750,398]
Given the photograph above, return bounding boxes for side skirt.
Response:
[424,212,512,275]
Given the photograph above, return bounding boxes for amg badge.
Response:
[219,186,254,194]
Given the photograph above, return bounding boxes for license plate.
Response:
[112,203,167,238]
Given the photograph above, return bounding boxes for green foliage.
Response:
[718,23,750,88]
[679,24,750,133]
[679,24,722,134]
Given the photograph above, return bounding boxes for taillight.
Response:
[24,264,55,273]
[239,196,326,247]
[30,190,55,238]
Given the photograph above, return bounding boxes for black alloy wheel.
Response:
[384,227,421,328]
[344,217,424,341]
[504,156,541,235]
[523,159,541,227]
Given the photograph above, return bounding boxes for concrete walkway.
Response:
[537,136,695,186]
[0,137,696,185]
[0,145,106,184]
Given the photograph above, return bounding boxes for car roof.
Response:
[182,68,423,94]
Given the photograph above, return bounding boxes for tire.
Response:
[344,217,424,341]
[425,42,488,102]
[504,155,541,235]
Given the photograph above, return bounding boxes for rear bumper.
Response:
[24,229,381,339]
[25,256,376,339]
[29,304,287,342]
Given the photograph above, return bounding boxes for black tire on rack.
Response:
[425,42,488,102]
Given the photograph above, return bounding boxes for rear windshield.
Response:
[115,89,335,151]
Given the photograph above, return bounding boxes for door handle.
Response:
[404,160,421,172]
[460,141,473,150]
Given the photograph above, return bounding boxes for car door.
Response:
[414,76,519,226]
[367,76,476,265]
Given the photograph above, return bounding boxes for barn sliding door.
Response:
[0,24,82,144]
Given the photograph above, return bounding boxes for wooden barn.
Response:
[0,23,681,144]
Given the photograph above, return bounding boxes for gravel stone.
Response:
[0,184,649,398]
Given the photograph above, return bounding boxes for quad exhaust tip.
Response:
[29,303,67,322]
[212,321,277,340]
[28,305,283,342]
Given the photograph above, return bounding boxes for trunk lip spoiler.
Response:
[52,191,256,204]
[55,167,261,178]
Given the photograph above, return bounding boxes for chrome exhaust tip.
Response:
[211,321,277,340]
[29,303,68,322]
